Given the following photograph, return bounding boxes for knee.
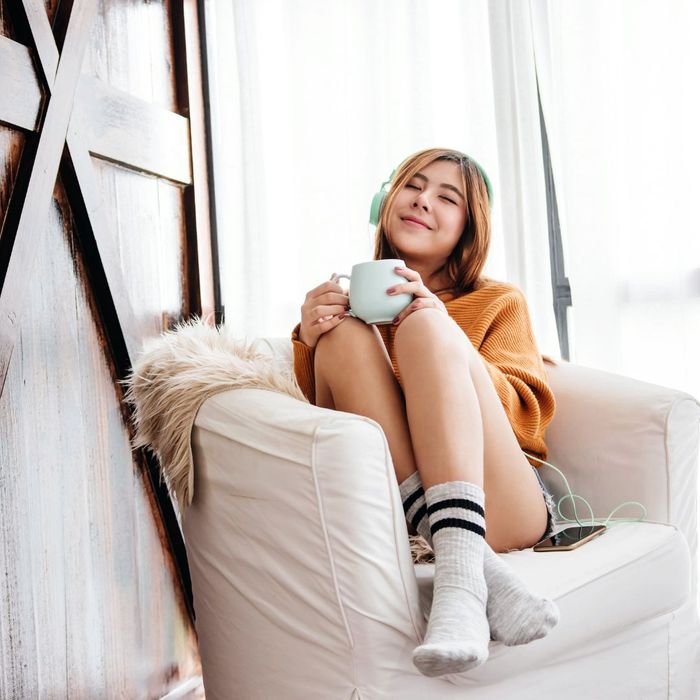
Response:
[315,316,380,358]
[395,308,465,353]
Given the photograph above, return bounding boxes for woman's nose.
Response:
[412,196,429,211]
[412,191,430,210]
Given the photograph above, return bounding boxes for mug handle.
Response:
[334,274,357,318]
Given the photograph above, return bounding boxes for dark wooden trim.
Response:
[196,0,224,325]
[170,0,215,323]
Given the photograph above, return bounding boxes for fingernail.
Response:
[386,287,395,294]
[339,312,348,319]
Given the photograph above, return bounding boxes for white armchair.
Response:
[172,335,700,699]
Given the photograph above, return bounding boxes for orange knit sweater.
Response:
[290,278,557,469]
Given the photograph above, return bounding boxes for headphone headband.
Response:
[369,156,494,226]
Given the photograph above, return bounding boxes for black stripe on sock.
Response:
[401,486,424,515]
[427,497,485,518]
[410,504,427,532]
[431,518,485,538]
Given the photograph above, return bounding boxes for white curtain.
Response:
[530,0,700,400]
[530,0,700,610]
[203,0,560,359]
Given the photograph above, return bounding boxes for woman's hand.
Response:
[388,266,448,326]
[298,273,350,348]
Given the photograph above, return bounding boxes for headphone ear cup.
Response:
[369,190,386,226]
[369,168,397,226]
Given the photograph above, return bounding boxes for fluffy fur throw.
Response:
[120,316,434,564]
[120,316,307,513]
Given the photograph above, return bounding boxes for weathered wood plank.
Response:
[74,75,192,184]
[0,179,200,696]
[1,10,191,182]
[0,36,42,131]
[1,0,207,693]
[0,0,96,393]
[22,0,59,85]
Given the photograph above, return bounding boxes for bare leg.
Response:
[315,311,548,552]
[394,308,548,552]
[314,317,419,485]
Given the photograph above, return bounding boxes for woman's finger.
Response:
[319,290,350,306]
[393,265,420,281]
[392,297,446,326]
[308,279,344,300]
[313,304,348,324]
[317,311,348,326]
[387,280,431,298]
[392,300,419,326]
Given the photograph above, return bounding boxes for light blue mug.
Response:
[336,259,414,325]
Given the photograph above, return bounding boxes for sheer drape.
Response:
[531,0,700,400]
[530,0,700,610]
[204,0,560,358]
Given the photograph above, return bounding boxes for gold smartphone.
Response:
[533,524,606,552]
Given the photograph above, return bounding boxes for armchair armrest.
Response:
[184,386,425,699]
[543,359,700,560]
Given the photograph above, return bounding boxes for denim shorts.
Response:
[533,466,558,540]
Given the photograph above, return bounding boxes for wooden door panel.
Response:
[92,157,186,335]
[1,180,200,696]
[84,0,179,113]
[0,0,214,696]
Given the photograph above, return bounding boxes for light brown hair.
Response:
[372,147,492,295]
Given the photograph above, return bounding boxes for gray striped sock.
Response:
[411,480,490,677]
[400,471,560,647]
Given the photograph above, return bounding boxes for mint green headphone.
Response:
[369,155,495,226]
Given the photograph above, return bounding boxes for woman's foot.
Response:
[400,470,560,647]
[411,481,490,677]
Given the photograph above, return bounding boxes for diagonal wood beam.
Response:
[0,0,97,394]
[21,0,59,85]
[21,0,147,365]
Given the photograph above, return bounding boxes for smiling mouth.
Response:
[402,218,430,229]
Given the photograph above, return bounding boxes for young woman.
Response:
[290,147,560,677]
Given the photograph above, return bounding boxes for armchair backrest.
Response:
[544,359,699,560]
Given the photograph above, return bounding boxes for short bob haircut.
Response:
[372,147,492,296]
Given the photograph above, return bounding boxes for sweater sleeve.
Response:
[291,322,316,404]
[476,291,557,459]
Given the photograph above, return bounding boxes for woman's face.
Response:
[386,159,468,271]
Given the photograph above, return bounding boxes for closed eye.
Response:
[405,183,456,205]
